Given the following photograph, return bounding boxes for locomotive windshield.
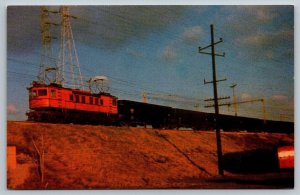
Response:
[29,90,37,98]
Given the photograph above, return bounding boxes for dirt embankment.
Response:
[7,121,293,189]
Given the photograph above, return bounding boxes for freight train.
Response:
[26,82,294,133]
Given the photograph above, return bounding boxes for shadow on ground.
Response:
[222,148,279,174]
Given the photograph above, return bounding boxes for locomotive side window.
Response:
[75,95,80,103]
[81,96,86,104]
[70,94,73,101]
[51,90,56,97]
[95,98,98,105]
[100,99,103,105]
[38,89,47,96]
[89,97,93,104]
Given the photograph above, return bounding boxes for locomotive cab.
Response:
[27,83,63,110]
[28,85,51,109]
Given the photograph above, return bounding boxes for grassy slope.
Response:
[7,121,294,189]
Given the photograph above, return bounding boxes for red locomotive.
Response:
[27,82,118,124]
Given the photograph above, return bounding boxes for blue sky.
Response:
[7,5,294,122]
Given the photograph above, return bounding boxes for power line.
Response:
[7,56,293,121]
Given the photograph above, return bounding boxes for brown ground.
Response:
[7,121,294,189]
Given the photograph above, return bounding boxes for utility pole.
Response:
[230,84,237,116]
[199,24,226,176]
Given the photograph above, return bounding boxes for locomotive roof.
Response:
[28,82,117,98]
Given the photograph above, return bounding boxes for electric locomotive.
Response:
[27,82,118,124]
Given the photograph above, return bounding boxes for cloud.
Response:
[7,104,19,114]
[271,95,289,102]
[238,32,267,46]
[241,93,252,101]
[75,6,185,50]
[159,25,203,61]
[255,8,277,23]
[161,46,177,61]
[236,29,293,61]
[234,6,279,23]
[126,48,144,58]
[222,6,286,29]
[8,6,185,53]
[181,26,203,42]
[7,6,41,53]
[209,5,293,69]
[238,30,293,48]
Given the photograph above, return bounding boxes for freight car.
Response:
[118,100,173,128]
[172,108,215,130]
[118,100,214,130]
[26,82,118,124]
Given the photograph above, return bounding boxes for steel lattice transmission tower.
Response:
[37,6,58,84]
[57,6,84,90]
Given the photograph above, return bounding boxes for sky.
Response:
[7,5,294,122]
